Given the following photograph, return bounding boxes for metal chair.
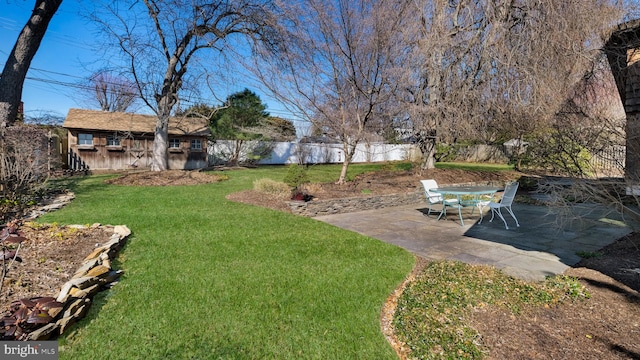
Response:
[479,182,520,229]
[420,179,459,217]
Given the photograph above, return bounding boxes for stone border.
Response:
[288,190,424,217]
[26,224,131,340]
[17,190,132,340]
[25,191,76,220]
[288,181,507,217]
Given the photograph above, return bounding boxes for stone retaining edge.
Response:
[26,224,131,340]
[17,191,132,340]
[287,180,508,217]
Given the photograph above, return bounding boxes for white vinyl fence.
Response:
[208,140,419,165]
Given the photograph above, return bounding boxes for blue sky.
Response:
[0,1,300,127]
[0,1,93,119]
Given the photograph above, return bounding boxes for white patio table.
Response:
[429,186,502,226]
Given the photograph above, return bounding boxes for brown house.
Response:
[63,108,210,171]
[606,19,640,182]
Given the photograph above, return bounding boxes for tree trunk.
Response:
[421,142,436,170]
[0,0,63,128]
[418,129,437,170]
[151,113,170,171]
[337,158,350,185]
[514,133,524,172]
[151,72,181,171]
[336,143,356,184]
[229,140,245,166]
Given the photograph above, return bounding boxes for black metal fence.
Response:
[67,149,89,171]
[592,146,625,176]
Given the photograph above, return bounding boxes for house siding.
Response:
[68,130,208,170]
[605,19,640,181]
[64,109,210,171]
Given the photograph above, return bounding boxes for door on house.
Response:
[128,139,152,169]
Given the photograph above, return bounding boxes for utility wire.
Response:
[22,74,300,120]
[0,13,300,121]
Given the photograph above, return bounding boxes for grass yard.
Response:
[38,164,415,359]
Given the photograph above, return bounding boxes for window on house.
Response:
[169,138,181,148]
[78,133,93,146]
[107,135,121,146]
[190,139,202,150]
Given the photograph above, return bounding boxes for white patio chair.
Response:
[478,182,520,229]
[420,179,459,217]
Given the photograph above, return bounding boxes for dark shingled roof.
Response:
[63,108,210,136]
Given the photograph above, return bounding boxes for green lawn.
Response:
[39,164,415,359]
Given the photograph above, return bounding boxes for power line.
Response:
[29,67,87,80]
[0,9,300,120]
[22,74,302,121]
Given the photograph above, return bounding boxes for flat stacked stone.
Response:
[26,224,131,340]
[289,181,507,217]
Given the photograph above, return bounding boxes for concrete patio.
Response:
[315,202,637,281]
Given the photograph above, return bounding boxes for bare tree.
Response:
[23,109,65,125]
[251,0,408,183]
[534,18,640,227]
[394,0,628,171]
[521,54,626,177]
[390,0,490,170]
[0,0,63,129]
[88,71,137,112]
[483,1,624,169]
[252,0,629,179]
[93,0,279,171]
